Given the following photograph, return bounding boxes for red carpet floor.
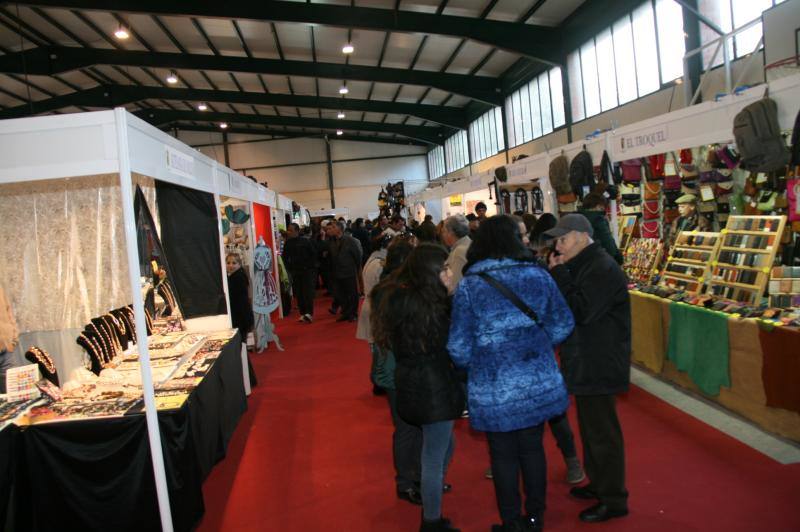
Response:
[198,297,800,531]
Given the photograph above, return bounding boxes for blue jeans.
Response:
[421,420,455,520]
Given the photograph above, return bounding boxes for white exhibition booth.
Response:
[0,108,297,532]
[408,73,800,230]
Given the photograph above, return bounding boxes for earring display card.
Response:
[659,231,721,294]
[706,215,787,305]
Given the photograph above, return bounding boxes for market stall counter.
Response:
[9,330,245,532]
[630,290,800,443]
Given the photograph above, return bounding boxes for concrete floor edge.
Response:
[630,366,800,465]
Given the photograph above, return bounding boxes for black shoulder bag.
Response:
[477,272,541,326]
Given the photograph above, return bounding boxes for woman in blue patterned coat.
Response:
[448,215,575,532]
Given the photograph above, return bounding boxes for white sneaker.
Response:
[302,314,313,323]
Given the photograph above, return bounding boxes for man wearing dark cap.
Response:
[545,214,630,524]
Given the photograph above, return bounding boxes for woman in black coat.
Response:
[226,252,254,339]
[372,243,465,532]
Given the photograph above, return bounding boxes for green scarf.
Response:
[667,302,730,395]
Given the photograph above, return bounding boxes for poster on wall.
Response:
[221,200,253,277]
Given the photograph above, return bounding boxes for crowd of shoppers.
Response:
[360,203,628,531]
[278,202,629,531]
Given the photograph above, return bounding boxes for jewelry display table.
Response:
[6,332,245,532]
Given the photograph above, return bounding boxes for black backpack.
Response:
[733,96,790,172]
[569,149,594,198]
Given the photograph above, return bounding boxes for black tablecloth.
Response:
[12,333,247,532]
[0,424,16,531]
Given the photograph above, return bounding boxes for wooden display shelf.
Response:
[715,262,764,272]
[719,246,772,254]
[659,230,721,294]
[725,229,777,235]
[674,244,716,251]
[710,279,761,290]
[669,257,707,266]
[663,271,701,281]
[706,215,787,305]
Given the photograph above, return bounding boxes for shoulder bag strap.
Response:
[477,272,540,325]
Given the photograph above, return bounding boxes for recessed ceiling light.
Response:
[219,122,228,129]
[342,43,354,54]
[166,71,178,84]
[337,111,345,119]
[114,26,130,40]
[197,103,208,111]
[339,86,349,95]
[336,130,343,136]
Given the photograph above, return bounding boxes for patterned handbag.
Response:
[620,159,643,182]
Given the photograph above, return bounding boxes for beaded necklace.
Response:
[26,346,56,374]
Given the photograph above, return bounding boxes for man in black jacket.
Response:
[545,214,630,524]
[326,221,363,322]
[283,223,318,323]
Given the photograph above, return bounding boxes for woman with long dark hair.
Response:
[368,237,424,506]
[448,215,574,532]
[372,243,465,532]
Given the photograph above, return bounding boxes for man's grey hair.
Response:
[444,214,470,238]
[335,220,346,232]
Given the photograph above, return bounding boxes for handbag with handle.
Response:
[788,178,800,221]
[644,182,661,200]
[643,200,660,220]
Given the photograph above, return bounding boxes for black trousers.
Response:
[386,389,422,491]
[575,394,628,510]
[334,276,358,319]
[290,269,317,316]
[486,423,546,523]
[548,412,577,460]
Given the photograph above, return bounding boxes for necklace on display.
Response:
[88,322,112,362]
[100,316,122,354]
[106,312,125,338]
[26,346,56,374]
[77,333,105,369]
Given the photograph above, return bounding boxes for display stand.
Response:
[624,238,663,284]
[769,266,800,308]
[660,231,722,293]
[708,215,787,304]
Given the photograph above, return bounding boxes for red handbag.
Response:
[648,154,666,179]
[641,220,660,239]
[620,159,643,182]
[643,200,660,220]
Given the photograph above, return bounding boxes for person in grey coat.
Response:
[441,214,471,294]
[326,221,363,322]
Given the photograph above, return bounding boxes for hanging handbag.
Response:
[743,173,758,197]
[757,190,776,212]
[643,200,660,220]
[641,220,660,239]
[514,188,529,213]
[663,173,681,190]
[644,182,661,200]
[698,201,716,213]
[648,154,666,180]
[620,202,641,215]
[620,159,643,182]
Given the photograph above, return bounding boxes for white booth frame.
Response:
[0,108,285,532]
